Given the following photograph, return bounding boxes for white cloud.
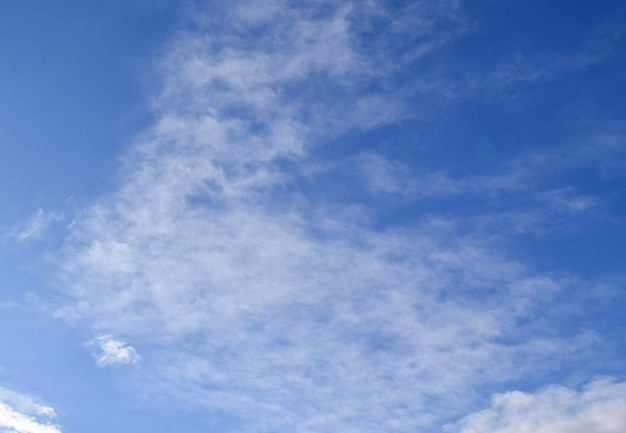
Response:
[52,1,622,432]
[88,335,141,367]
[450,378,626,433]
[0,388,60,433]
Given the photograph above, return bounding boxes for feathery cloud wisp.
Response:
[5,209,62,244]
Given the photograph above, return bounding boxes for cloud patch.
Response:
[88,335,141,367]
[0,388,61,433]
[450,378,626,433]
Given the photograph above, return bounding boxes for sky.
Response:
[1,1,625,432]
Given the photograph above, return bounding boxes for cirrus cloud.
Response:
[52,1,626,432]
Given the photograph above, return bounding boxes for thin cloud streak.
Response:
[2,209,62,245]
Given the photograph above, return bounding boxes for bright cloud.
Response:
[88,335,141,367]
[0,388,60,433]
[450,378,626,433]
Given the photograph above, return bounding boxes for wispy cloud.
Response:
[394,8,626,107]
[6,209,62,244]
[51,1,625,432]
[342,124,625,237]
[0,388,61,433]
[0,301,21,309]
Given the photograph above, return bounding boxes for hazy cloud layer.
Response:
[53,1,625,432]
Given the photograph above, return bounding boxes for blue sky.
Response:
[1,1,625,432]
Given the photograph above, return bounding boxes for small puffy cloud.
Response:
[0,387,61,433]
[450,378,626,433]
[88,335,141,367]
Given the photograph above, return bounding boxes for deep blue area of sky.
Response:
[0,1,176,220]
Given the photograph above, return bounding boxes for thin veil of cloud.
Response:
[2,209,62,245]
[51,1,625,432]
